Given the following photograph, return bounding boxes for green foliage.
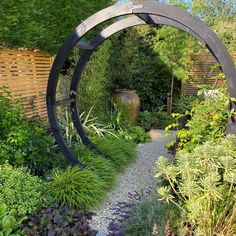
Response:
[153,111,175,130]
[192,0,236,26]
[213,20,236,54]
[0,87,63,176]
[156,135,236,235]
[0,204,26,236]
[58,106,117,147]
[172,91,230,152]
[80,107,117,139]
[139,110,175,130]
[0,0,113,54]
[79,40,113,117]
[124,195,180,236]
[79,25,177,117]
[172,95,198,114]
[109,26,175,111]
[0,87,22,138]
[47,167,106,209]
[107,107,152,143]
[93,136,136,172]
[76,146,116,190]
[0,164,48,215]
[116,125,150,144]
[153,26,195,83]
[139,111,156,131]
[47,135,137,209]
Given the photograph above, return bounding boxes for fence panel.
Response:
[0,49,53,119]
[182,52,236,96]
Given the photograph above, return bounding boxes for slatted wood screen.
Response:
[182,53,236,96]
[0,49,54,119]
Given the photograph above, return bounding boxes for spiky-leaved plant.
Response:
[156,135,236,236]
[58,106,117,146]
[76,146,117,190]
[47,166,106,209]
[93,136,136,172]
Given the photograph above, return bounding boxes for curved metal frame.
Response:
[47,2,236,165]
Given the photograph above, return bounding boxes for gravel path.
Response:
[90,130,175,235]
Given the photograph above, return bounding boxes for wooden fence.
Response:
[182,53,236,96]
[0,49,54,119]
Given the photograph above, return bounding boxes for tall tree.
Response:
[192,0,236,24]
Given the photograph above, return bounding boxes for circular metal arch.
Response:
[47,2,236,165]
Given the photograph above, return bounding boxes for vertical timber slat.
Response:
[182,52,236,96]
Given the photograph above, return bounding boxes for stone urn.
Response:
[112,89,140,124]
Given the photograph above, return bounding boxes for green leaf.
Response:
[0,204,7,217]
[2,215,16,229]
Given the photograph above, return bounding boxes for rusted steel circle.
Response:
[47,2,236,164]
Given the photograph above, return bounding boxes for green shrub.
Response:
[0,203,26,236]
[108,108,150,143]
[47,136,137,209]
[124,196,180,236]
[138,110,155,131]
[0,0,112,54]
[0,121,63,176]
[156,135,236,236]
[139,110,174,130]
[0,88,22,139]
[47,167,106,209]
[170,91,230,152]
[79,40,113,118]
[0,164,48,215]
[94,136,136,172]
[0,87,63,176]
[108,26,176,112]
[172,95,198,114]
[117,125,150,143]
[153,111,175,130]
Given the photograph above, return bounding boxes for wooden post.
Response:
[167,93,171,114]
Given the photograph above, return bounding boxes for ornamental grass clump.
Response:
[94,136,136,172]
[156,135,236,236]
[47,166,106,209]
[77,147,116,190]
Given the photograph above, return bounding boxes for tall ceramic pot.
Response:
[112,89,140,124]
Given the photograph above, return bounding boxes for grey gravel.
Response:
[90,130,175,235]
